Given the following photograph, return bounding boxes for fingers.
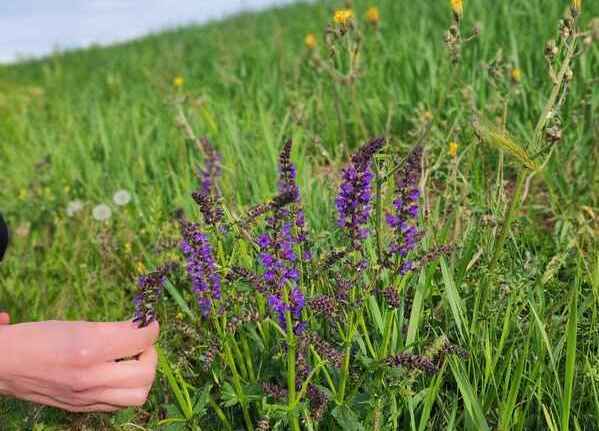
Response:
[83,320,159,362]
[0,312,10,325]
[21,392,121,413]
[77,347,158,390]
[80,386,152,407]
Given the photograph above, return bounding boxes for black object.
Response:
[0,212,7,262]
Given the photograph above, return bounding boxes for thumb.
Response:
[0,312,10,325]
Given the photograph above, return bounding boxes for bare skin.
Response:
[0,313,158,412]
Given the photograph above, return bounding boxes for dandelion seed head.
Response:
[92,204,112,221]
[66,200,84,217]
[113,189,132,206]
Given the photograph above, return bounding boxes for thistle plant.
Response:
[134,126,464,429]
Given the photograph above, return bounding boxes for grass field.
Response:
[1,0,598,429]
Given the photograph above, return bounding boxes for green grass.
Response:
[1,0,598,429]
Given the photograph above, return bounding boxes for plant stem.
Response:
[490,169,526,272]
[374,160,384,264]
[208,395,233,431]
[223,341,254,431]
[336,318,355,404]
[284,288,301,431]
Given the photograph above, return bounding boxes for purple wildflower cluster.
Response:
[192,137,224,226]
[133,263,174,328]
[180,218,221,316]
[386,146,423,274]
[336,137,385,247]
[257,140,309,328]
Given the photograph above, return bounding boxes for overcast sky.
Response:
[0,0,299,64]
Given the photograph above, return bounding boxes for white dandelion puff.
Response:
[113,190,132,206]
[66,200,84,217]
[92,204,112,221]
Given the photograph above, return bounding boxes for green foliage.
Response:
[1,0,598,429]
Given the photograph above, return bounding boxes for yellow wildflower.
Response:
[571,0,581,11]
[304,33,317,49]
[334,9,353,26]
[448,142,458,158]
[366,7,380,25]
[173,76,184,88]
[450,0,463,17]
[511,68,523,83]
[136,261,147,274]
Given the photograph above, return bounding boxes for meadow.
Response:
[0,0,598,429]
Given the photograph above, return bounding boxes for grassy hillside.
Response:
[0,0,598,429]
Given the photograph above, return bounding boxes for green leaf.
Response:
[418,365,445,431]
[192,383,213,417]
[440,258,467,342]
[561,286,578,431]
[221,382,240,407]
[157,347,193,420]
[164,279,194,320]
[449,359,490,431]
[331,405,366,431]
[367,295,384,336]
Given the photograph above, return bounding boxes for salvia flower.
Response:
[133,263,174,327]
[192,137,224,226]
[386,146,423,274]
[259,141,309,326]
[386,352,438,374]
[336,137,385,248]
[180,218,221,316]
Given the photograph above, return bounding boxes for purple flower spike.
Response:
[192,137,224,226]
[386,146,423,272]
[179,218,221,317]
[336,137,385,248]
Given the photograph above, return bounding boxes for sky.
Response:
[0,0,299,64]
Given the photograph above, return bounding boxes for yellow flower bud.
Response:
[511,68,522,83]
[366,7,380,25]
[451,0,463,17]
[333,9,353,26]
[448,142,458,158]
[173,76,184,88]
[304,33,317,49]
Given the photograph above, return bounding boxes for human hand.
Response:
[0,318,159,412]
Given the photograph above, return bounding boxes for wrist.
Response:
[0,326,13,395]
